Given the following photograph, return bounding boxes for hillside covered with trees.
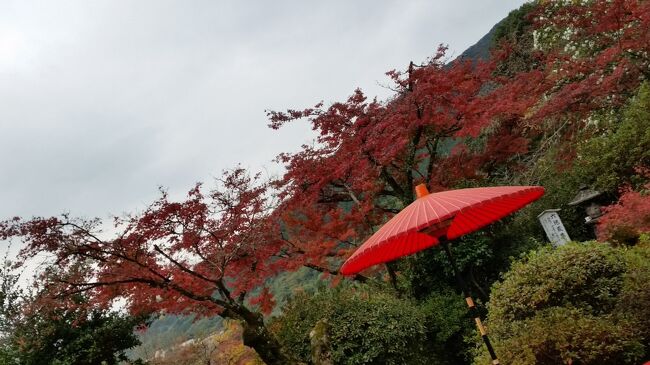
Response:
[2,1,650,364]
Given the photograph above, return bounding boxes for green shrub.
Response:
[474,242,650,364]
[271,285,433,365]
[419,288,476,364]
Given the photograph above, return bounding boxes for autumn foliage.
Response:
[598,182,650,244]
[1,169,293,364]
[269,48,502,288]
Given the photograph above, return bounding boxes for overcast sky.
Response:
[0,0,527,221]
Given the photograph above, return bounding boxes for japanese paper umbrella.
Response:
[340,184,544,365]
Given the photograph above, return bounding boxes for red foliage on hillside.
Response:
[598,183,650,244]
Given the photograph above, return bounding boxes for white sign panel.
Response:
[537,209,571,247]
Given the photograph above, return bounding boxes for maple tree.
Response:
[268,47,505,287]
[597,182,650,245]
[529,0,648,118]
[532,0,650,118]
[488,0,650,176]
[0,168,294,365]
[433,0,650,191]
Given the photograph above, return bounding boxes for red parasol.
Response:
[340,184,545,365]
[340,185,544,275]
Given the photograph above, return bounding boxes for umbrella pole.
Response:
[441,237,500,365]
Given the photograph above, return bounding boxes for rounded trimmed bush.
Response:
[474,242,650,364]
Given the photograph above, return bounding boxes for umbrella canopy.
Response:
[340,185,544,275]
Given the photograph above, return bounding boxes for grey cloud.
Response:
[0,0,527,219]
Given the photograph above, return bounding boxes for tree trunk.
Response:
[385,261,401,297]
[224,305,295,365]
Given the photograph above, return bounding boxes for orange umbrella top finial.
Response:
[415,184,430,199]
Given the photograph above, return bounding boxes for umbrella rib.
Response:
[397,203,418,236]
[370,215,397,251]
[435,196,463,214]
[376,204,414,248]
[424,198,442,221]
[442,192,472,206]
[421,200,430,226]
[427,197,448,219]
[443,195,479,208]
